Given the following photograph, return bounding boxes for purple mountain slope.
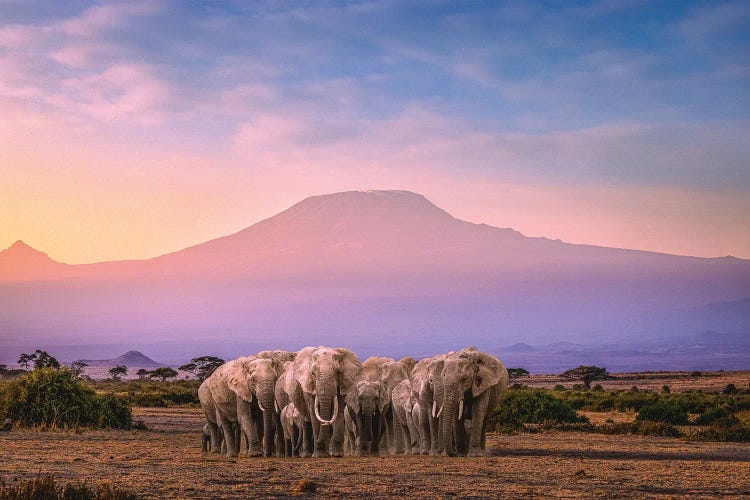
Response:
[0,190,748,367]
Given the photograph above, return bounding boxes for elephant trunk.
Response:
[314,374,338,425]
[442,383,458,456]
[258,380,276,457]
[362,409,373,442]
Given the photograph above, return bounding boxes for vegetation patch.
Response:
[0,475,137,500]
[490,389,588,431]
[0,368,132,429]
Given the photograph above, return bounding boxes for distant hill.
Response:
[1,190,748,370]
[79,350,162,368]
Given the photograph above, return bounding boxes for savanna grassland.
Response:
[1,371,749,498]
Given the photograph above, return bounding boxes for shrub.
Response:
[632,421,683,438]
[0,368,131,429]
[695,406,732,425]
[490,389,587,430]
[292,479,317,495]
[723,384,738,395]
[695,418,750,442]
[0,474,137,499]
[636,400,689,425]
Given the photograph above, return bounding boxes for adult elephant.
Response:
[344,379,386,456]
[227,350,296,457]
[439,347,509,457]
[361,356,414,454]
[409,353,452,455]
[287,346,362,458]
[203,350,295,458]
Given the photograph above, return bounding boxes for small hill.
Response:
[80,350,162,368]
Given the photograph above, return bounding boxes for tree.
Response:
[150,367,178,382]
[560,365,610,389]
[109,365,128,381]
[33,350,60,370]
[507,367,530,380]
[178,356,225,381]
[17,353,34,371]
[70,361,88,378]
[136,368,151,380]
[0,364,7,377]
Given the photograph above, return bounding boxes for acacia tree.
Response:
[178,356,225,381]
[150,367,178,382]
[18,350,60,370]
[109,365,128,381]
[560,365,610,389]
[136,368,151,380]
[70,360,88,378]
[17,353,34,371]
[508,368,530,380]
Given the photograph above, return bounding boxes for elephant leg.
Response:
[370,411,382,456]
[273,411,284,457]
[455,417,468,456]
[428,411,442,455]
[418,409,430,455]
[217,416,238,458]
[300,419,313,458]
[468,391,490,457]
[329,395,345,457]
[237,400,261,457]
[205,421,220,453]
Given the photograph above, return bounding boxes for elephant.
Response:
[198,376,224,454]
[361,356,414,454]
[409,352,452,455]
[438,347,509,457]
[201,422,239,455]
[344,379,386,456]
[201,350,295,458]
[286,346,362,458]
[391,379,419,454]
[280,402,304,457]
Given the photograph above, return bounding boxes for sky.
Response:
[1,0,748,263]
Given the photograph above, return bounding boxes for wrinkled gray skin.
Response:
[361,356,414,454]
[199,351,295,458]
[198,376,223,454]
[280,402,304,457]
[409,353,451,455]
[286,346,362,458]
[344,380,386,456]
[391,379,418,454]
[439,347,509,457]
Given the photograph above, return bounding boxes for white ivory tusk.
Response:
[275,400,279,413]
[258,398,266,412]
[436,404,443,419]
[432,401,437,418]
[458,399,464,420]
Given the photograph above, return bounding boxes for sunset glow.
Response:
[1,1,748,263]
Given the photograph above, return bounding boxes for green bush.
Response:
[695,417,750,442]
[490,389,587,430]
[596,421,682,438]
[0,475,137,500]
[0,368,131,429]
[636,400,689,425]
[93,379,200,407]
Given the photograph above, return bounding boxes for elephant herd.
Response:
[199,346,509,458]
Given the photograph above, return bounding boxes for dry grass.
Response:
[1,406,749,498]
[520,370,750,392]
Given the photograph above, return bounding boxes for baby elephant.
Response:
[201,423,239,454]
[280,403,304,457]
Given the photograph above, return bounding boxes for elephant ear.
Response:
[294,347,316,394]
[227,360,254,403]
[335,348,362,395]
[399,356,416,375]
[471,351,504,397]
[345,383,359,410]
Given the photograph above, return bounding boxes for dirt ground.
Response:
[1,407,749,499]
[520,369,750,392]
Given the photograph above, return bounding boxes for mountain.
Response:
[79,350,163,368]
[0,190,748,368]
[0,240,72,281]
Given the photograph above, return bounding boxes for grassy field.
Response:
[1,370,749,498]
[0,405,747,498]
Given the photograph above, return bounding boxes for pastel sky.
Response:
[1,0,749,263]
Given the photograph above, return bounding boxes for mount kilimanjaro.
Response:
[1,190,748,369]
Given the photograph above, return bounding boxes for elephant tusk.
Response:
[432,400,437,418]
[436,404,443,419]
[313,394,338,426]
[275,400,279,413]
[458,399,464,420]
[258,398,266,412]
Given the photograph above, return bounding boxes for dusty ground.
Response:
[519,369,750,392]
[1,407,749,498]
